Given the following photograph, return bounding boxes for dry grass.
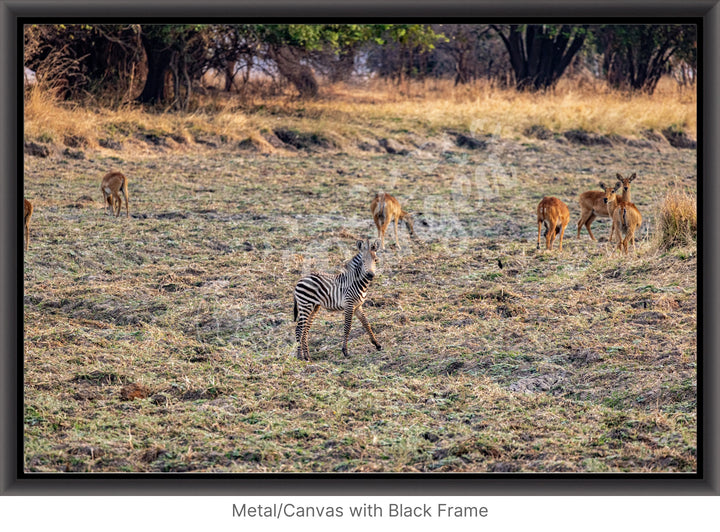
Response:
[23,79,696,473]
[24,76,696,155]
[655,189,697,250]
[23,144,696,473]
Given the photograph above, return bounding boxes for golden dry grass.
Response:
[656,188,697,250]
[24,76,696,154]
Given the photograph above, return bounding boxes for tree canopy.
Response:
[23,23,698,106]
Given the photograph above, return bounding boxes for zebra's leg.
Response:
[341,305,355,357]
[300,305,319,360]
[295,303,313,360]
[355,306,381,351]
[295,315,307,359]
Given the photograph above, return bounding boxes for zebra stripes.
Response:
[293,238,382,360]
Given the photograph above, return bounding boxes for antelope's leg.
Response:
[584,213,597,241]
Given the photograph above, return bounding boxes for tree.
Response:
[203,25,260,92]
[595,25,696,93]
[24,24,142,101]
[136,25,206,109]
[249,24,407,98]
[490,24,589,91]
[435,24,493,85]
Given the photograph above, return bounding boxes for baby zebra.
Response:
[293,238,382,361]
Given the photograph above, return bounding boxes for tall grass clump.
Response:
[656,189,697,249]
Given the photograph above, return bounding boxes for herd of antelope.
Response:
[23,168,642,361]
[23,171,129,251]
[537,172,641,253]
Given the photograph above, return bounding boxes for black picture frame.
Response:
[2,0,716,496]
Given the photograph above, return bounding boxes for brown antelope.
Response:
[602,182,642,254]
[23,198,33,251]
[577,173,636,241]
[536,196,570,251]
[101,171,129,218]
[370,192,416,249]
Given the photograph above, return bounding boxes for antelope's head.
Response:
[601,182,621,204]
[616,172,637,194]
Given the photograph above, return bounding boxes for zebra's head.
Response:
[357,238,380,276]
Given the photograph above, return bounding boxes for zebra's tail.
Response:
[293,295,298,322]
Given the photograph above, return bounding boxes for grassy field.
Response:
[23,80,697,473]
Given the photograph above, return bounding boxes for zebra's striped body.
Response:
[293,239,382,360]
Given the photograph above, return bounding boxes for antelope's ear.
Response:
[629,173,636,181]
[616,173,624,181]
[599,182,606,190]
[613,182,621,192]
[370,239,380,251]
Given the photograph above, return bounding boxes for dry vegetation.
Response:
[656,188,697,250]
[23,78,697,473]
[24,77,696,155]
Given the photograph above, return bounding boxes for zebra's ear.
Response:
[357,240,365,251]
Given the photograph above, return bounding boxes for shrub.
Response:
[656,189,697,249]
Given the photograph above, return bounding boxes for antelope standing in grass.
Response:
[371,192,415,250]
[536,196,570,251]
[602,182,642,254]
[577,173,636,241]
[101,171,129,218]
[23,198,33,251]
[293,238,382,361]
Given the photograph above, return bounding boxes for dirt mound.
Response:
[563,129,612,146]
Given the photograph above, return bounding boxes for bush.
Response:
[656,189,697,249]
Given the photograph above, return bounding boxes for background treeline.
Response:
[24,23,697,108]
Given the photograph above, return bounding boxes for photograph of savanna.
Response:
[23,23,697,473]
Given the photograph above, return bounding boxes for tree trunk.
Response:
[329,49,356,83]
[137,34,174,104]
[223,60,236,92]
[270,45,318,98]
[492,24,586,91]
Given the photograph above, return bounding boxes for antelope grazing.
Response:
[370,192,416,249]
[602,182,643,254]
[536,196,570,251]
[101,171,129,218]
[577,173,636,241]
[23,198,33,251]
[293,238,382,361]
